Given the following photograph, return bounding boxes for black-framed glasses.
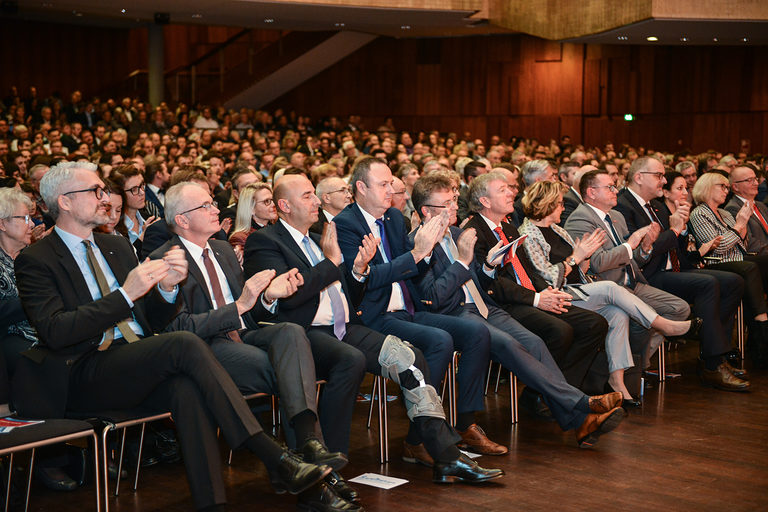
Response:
[63,185,110,200]
[639,171,665,179]
[715,183,730,191]
[179,200,218,216]
[423,201,456,209]
[10,215,30,223]
[590,185,619,193]
[126,183,146,196]
[732,176,758,185]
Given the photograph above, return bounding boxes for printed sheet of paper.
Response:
[348,473,409,489]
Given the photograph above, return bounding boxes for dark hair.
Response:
[663,170,683,191]
[411,174,453,216]
[463,160,486,182]
[579,169,609,198]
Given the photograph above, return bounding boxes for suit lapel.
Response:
[211,243,242,296]
[49,232,93,306]
[275,220,313,269]
[174,235,215,308]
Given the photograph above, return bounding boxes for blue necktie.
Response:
[375,218,415,315]
[302,236,346,340]
[604,214,636,288]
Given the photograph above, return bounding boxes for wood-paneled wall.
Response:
[267,35,768,153]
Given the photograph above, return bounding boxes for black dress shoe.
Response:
[519,388,554,421]
[670,317,703,341]
[301,438,348,472]
[433,454,504,484]
[34,466,78,492]
[326,471,359,504]
[271,451,332,495]
[297,482,364,512]
[622,398,642,408]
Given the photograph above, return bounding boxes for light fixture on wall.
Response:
[646,36,658,42]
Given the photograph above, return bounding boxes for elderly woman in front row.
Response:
[518,181,694,404]
[689,172,768,367]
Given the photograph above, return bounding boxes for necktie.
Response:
[301,236,347,340]
[752,203,768,235]
[82,240,140,350]
[493,226,534,290]
[603,214,637,286]
[645,203,680,272]
[201,248,243,343]
[375,218,415,315]
[443,235,489,318]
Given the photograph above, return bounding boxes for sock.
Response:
[455,412,475,432]
[705,355,723,371]
[405,421,422,445]
[291,410,317,446]
[435,443,461,464]
[577,395,591,414]
[243,432,283,473]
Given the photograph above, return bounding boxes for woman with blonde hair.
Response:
[228,182,276,259]
[519,181,696,403]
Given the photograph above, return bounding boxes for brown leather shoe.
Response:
[402,441,434,467]
[575,407,626,448]
[723,361,749,380]
[588,392,623,413]
[701,363,750,392]
[457,424,508,456]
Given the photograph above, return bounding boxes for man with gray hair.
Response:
[310,177,352,235]
[14,161,332,511]
[512,160,557,226]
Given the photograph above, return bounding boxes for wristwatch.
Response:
[566,256,577,267]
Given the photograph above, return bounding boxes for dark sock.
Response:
[405,421,422,445]
[455,412,475,432]
[398,368,419,389]
[577,395,591,413]
[705,355,723,371]
[291,410,318,446]
[244,432,283,473]
[199,505,227,512]
[435,444,461,464]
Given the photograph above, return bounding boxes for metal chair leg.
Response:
[92,432,102,512]
[132,424,146,492]
[114,428,127,496]
[5,452,12,512]
[366,376,378,429]
[447,353,458,426]
[509,373,518,424]
[102,426,111,512]
[657,342,666,382]
[737,301,745,359]
[23,448,35,512]
[376,376,389,463]
[484,361,494,396]
[494,363,502,393]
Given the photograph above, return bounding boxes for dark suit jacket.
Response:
[614,188,680,279]
[463,214,549,306]
[14,231,180,417]
[309,207,330,236]
[724,195,768,255]
[243,220,364,329]
[144,186,165,219]
[457,187,471,224]
[149,236,267,343]
[141,219,227,260]
[411,226,497,315]
[560,187,582,226]
[333,204,426,325]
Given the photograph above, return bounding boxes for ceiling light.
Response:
[191,13,202,18]
[742,37,749,42]
[679,37,688,42]
[121,8,126,13]
[401,25,411,30]
[617,35,628,41]
[646,36,658,42]
[263,18,274,23]
[334,22,345,27]
[712,37,719,42]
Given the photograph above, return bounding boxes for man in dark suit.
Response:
[151,181,356,510]
[411,174,625,447]
[565,169,692,369]
[143,158,169,219]
[726,165,768,255]
[14,162,331,511]
[464,172,609,395]
[333,158,505,457]
[615,157,747,389]
[244,173,504,484]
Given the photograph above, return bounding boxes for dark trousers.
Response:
[648,269,744,357]
[67,332,262,509]
[502,303,607,392]
[709,260,768,318]
[306,324,460,458]
[367,310,491,415]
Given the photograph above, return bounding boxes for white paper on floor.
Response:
[348,473,409,489]
[460,450,482,459]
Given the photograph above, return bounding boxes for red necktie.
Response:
[202,249,243,343]
[752,203,768,235]
[493,226,534,291]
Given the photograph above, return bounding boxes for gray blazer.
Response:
[723,195,768,255]
[564,203,649,285]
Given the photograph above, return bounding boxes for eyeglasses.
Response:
[715,183,730,191]
[255,198,274,207]
[179,200,218,216]
[639,171,665,180]
[63,185,110,200]
[732,176,758,185]
[590,185,619,193]
[10,215,30,223]
[126,183,146,196]
[423,200,457,209]
[329,187,351,195]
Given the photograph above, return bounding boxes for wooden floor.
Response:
[17,342,768,511]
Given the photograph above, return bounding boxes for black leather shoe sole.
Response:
[577,408,626,448]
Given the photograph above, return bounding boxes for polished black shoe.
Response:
[670,317,703,342]
[520,388,554,421]
[34,466,78,492]
[326,471,359,504]
[272,451,332,495]
[302,438,348,472]
[701,363,750,392]
[433,454,504,484]
[622,397,642,409]
[297,482,364,512]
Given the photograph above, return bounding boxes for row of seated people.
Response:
[0,154,763,512]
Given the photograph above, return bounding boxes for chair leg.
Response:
[737,301,745,359]
[447,353,457,427]
[367,376,378,429]
[23,448,35,512]
[5,452,12,512]
[132,424,146,492]
[484,362,493,396]
[657,342,666,382]
[114,428,127,496]
[376,376,389,464]
[92,432,102,512]
[494,363,502,394]
[316,382,323,403]
[509,373,518,424]
[102,426,111,512]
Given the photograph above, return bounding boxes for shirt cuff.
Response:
[482,265,497,278]
[118,287,134,308]
[456,261,469,270]
[156,284,178,303]
[261,294,278,313]
[532,292,540,308]
[622,243,633,259]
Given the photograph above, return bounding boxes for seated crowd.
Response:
[1,88,767,512]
